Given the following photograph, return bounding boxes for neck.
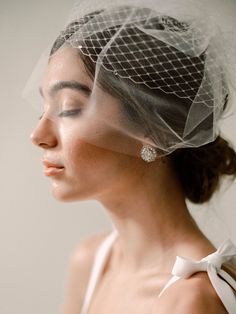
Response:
[95,157,210,276]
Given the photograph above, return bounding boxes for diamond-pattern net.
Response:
[48,4,232,155]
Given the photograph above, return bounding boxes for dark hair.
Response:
[171,136,236,203]
[50,9,236,204]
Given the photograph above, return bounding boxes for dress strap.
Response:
[80,229,118,314]
[158,239,236,314]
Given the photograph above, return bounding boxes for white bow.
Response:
[171,239,236,313]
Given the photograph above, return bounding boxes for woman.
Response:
[30,1,236,313]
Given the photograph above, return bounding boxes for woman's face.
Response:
[30,46,141,202]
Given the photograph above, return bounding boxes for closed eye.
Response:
[58,109,82,118]
[38,109,82,120]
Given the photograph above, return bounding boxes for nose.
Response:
[30,116,58,149]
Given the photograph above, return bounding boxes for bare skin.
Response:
[31,46,231,313]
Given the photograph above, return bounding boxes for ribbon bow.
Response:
[171,239,236,313]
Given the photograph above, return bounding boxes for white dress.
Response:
[80,229,236,314]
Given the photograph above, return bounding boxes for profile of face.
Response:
[30,46,143,202]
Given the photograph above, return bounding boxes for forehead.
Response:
[42,46,93,90]
[41,45,123,118]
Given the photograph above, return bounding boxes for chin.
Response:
[50,182,93,202]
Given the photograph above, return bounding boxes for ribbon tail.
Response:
[158,275,181,298]
[207,264,236,314]
[219,269,236,291]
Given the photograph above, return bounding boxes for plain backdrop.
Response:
[0,1,236,314]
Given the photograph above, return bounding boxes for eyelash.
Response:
[58,109,82,118]
[38,109,81,120]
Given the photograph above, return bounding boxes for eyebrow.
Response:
[39,80,92,98]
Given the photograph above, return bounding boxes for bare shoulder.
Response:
[180,272,228,313]
[70,229,112,268]
[157,272,228,314]
[61,230,112,314]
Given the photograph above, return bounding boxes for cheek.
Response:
[59,121,140,189]
[64,137,123,183]
[52,130,138,202]
[60,120,131,171]
[60,111,141,158]
[64,138,96,173]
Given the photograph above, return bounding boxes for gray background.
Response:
[0,1,236,314]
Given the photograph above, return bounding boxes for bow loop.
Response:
[172,256,207,278]
[202,252,224,270]
[202,238,236,267]
[172,238,236,279]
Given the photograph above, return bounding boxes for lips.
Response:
[42,160,64,168]
[44,167,64,176]
[42,159,64,176]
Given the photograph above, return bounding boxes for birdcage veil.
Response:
[23,0,236,159]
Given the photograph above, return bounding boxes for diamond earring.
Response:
[140,145,157,163]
